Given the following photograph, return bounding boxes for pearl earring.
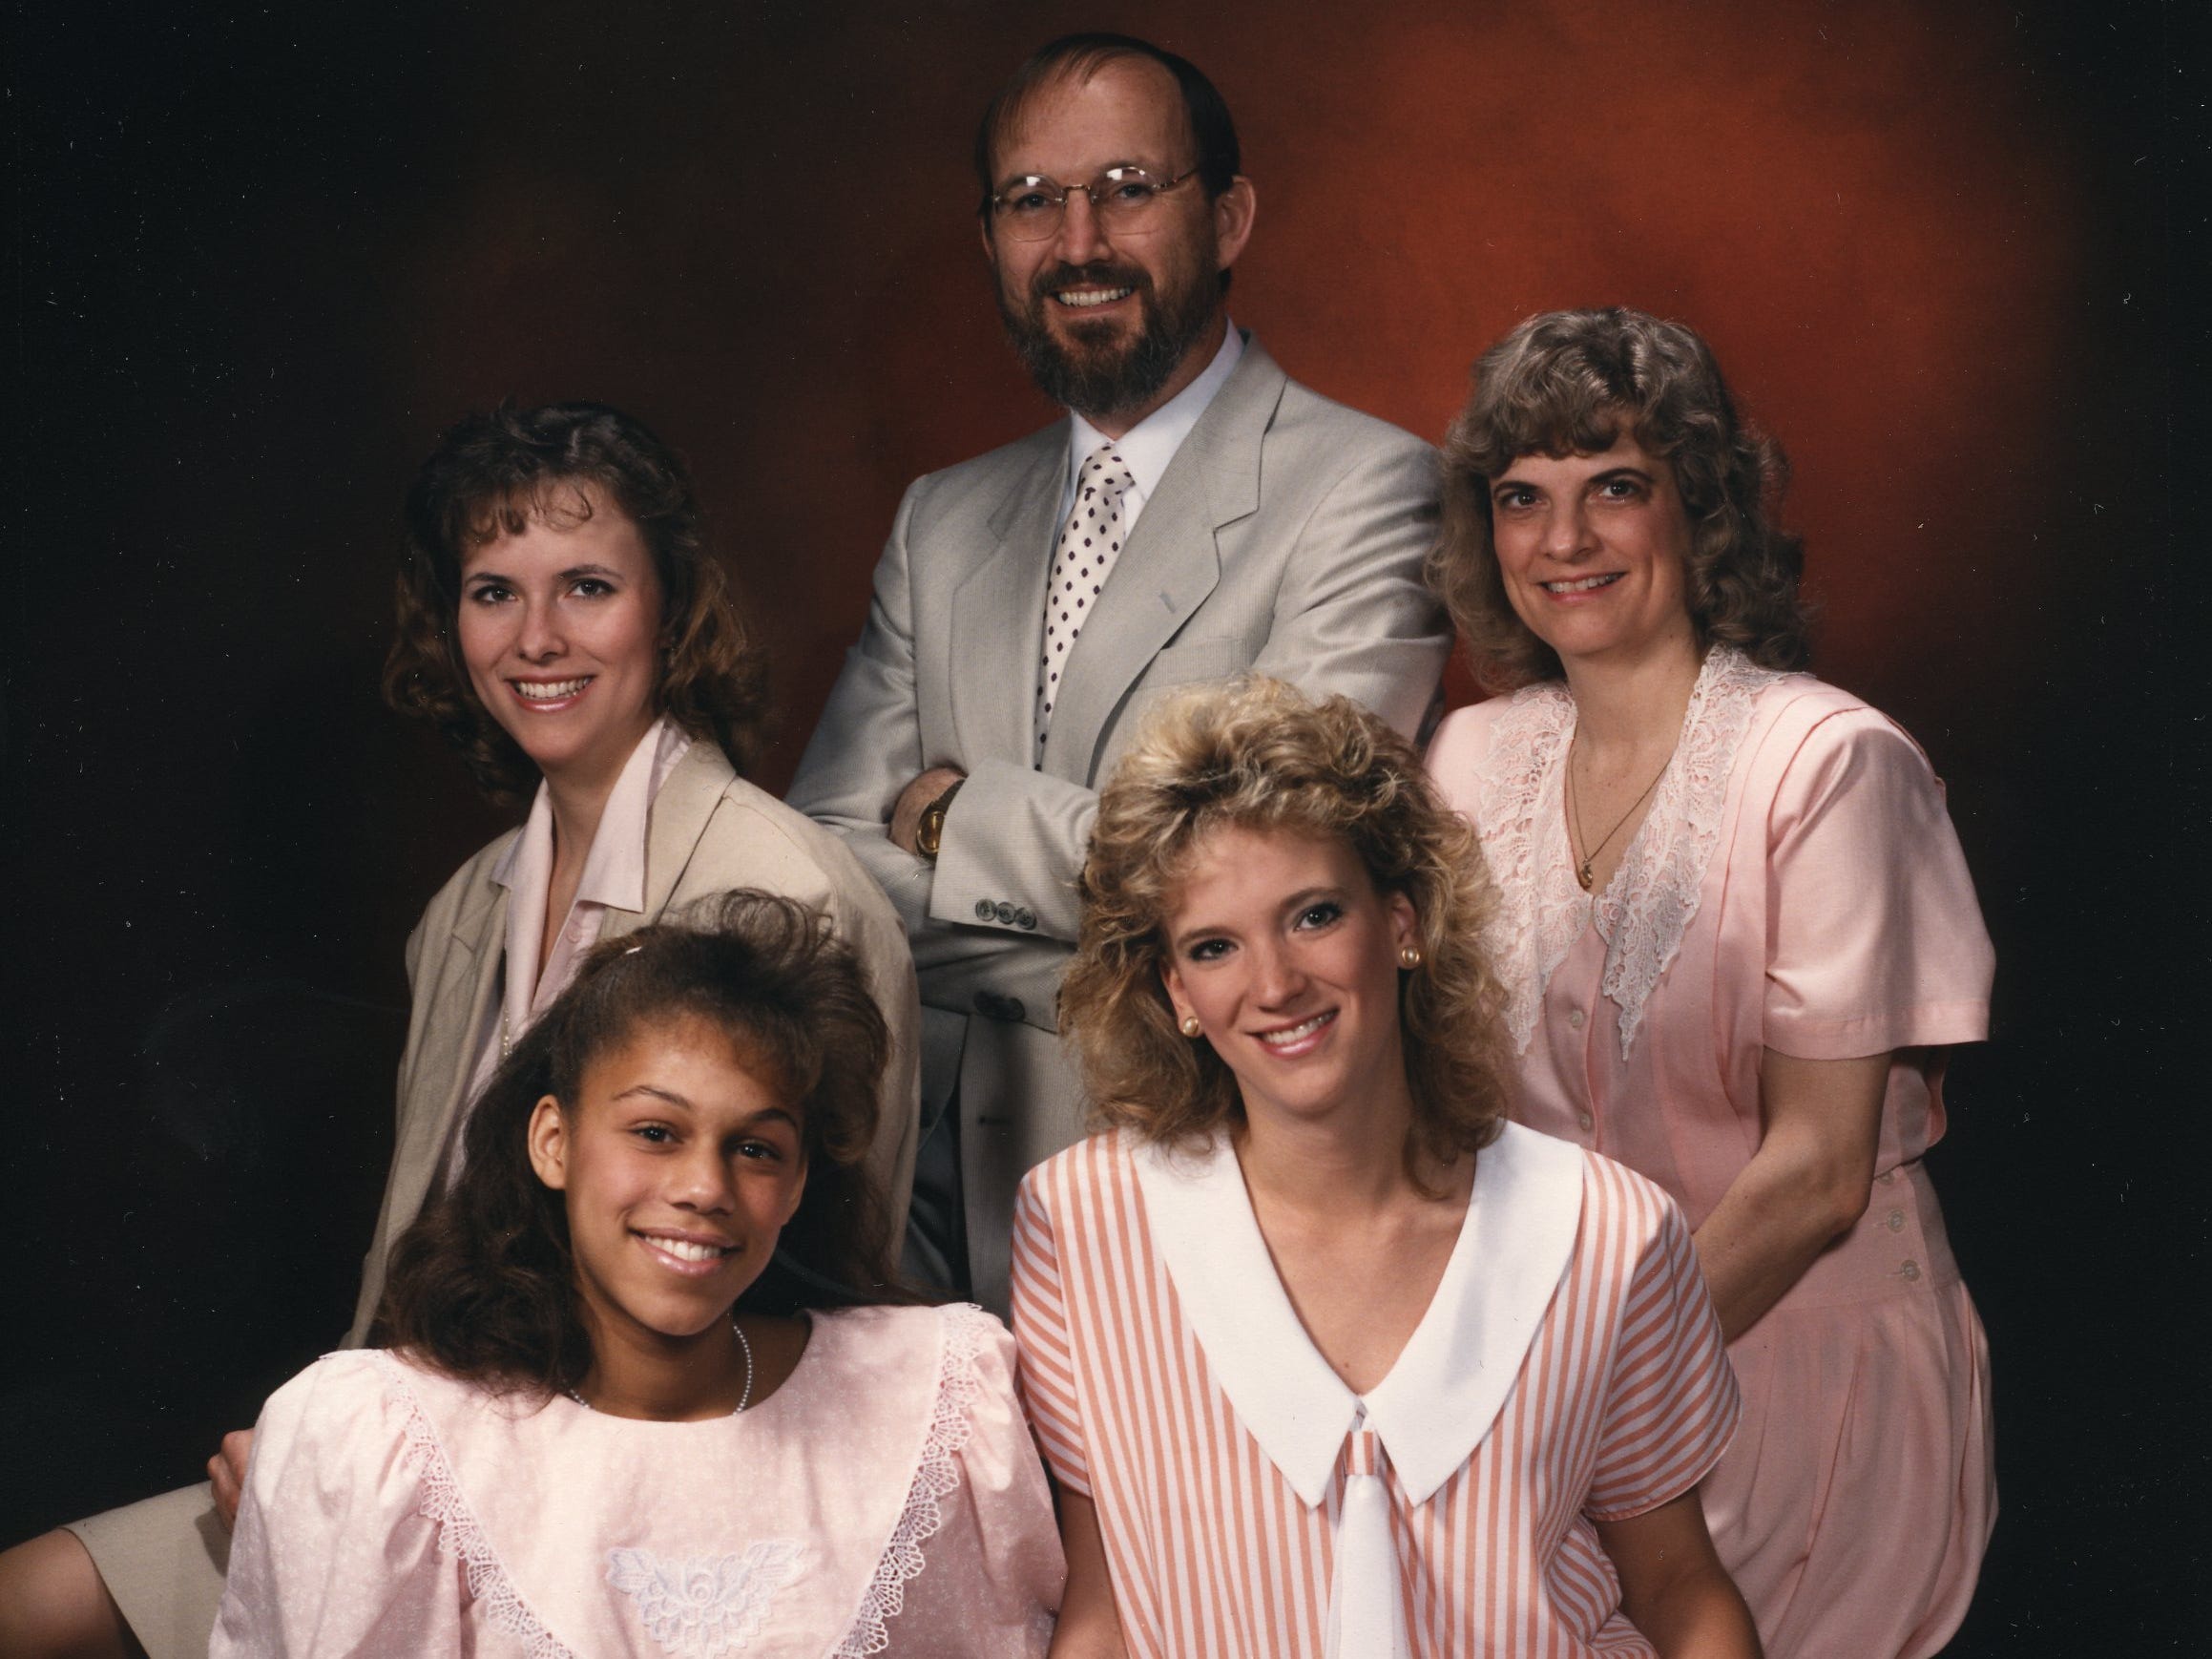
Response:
[1398,944,1424,970]
[1180,1014,1203,1039]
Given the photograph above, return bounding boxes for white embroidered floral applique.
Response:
[608,1541,807,1658]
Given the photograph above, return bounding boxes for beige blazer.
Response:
[788,336,1447,1309]
[346,739,920,1344]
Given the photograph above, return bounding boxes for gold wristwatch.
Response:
[916,779,964,862]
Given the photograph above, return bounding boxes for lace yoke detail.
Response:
[1471,650,1787,1058]
[1471,681,1583,1057]
[377,1352,577,1659]
[833,1303,996,1656]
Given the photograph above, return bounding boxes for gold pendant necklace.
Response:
[1568,732,1674,892]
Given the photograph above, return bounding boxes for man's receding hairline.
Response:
[988,51,1195,178]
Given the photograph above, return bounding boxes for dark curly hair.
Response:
[1060,677,1511,1187]
[1429,307,1810,691]
[375,892,905,1398]
[384,402,770,801]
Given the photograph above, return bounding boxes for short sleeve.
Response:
[1008,1171,1091,1497]
[211,1352,465,1657]
[1584,1197,1741,1521]
[885,1309,1064,1654]
[1763,708,1993,1059]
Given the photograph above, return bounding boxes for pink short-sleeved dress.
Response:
[211,1304,1063,1657]
[1011,1121,1741,1658]
[1428,647,1996,1659]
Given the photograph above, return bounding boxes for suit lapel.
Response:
[1042,339,1286,783]
[949,431,1067,768]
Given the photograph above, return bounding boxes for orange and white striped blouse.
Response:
[1011,1120,1739,1658]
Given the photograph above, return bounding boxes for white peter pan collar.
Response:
[1131,1119,1586,1508]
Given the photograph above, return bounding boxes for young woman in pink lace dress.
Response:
[1425,308,1994,1659]
[212,894,1060,1656]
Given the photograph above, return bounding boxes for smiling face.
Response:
[456,484,664,791]
[528,1014,806,1357]
[1159,824,1418,1132]
[1488,423,1699,673]
[984,55,1252,428]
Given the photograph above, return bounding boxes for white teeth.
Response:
[1260,1013,1332,1046]
[1053,287,1135,307]
[1542,574,1622,594]
[647,1237,727,1263]
[515,678,591,701]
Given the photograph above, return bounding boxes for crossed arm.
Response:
[789,437,1447,997]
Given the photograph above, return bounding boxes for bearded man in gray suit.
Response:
[789,32,1448,1310]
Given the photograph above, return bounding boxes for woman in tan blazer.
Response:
[0,403,920,1659]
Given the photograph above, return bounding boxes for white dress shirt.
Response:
[1058,323,1243,536]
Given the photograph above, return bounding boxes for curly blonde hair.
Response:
[1429,307,1809,691]
[1061,677,1512,1177]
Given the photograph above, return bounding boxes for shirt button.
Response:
[1576,1110,1594,1132]
[1885,1209,1906,1232]
[1567,1008,1585,1031]
[1877,1168,1897,1186]
[973,899,995,921]
[1899,1259,1922,1282]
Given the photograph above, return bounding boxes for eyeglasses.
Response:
[989,166,1200,242]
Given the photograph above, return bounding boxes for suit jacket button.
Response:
[993,901,1016,925]
[974,992,1027,1022]
[1015,908,1037,931]
[974,898,995,921]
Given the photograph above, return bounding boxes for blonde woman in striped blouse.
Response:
[1012,676,1759,1658]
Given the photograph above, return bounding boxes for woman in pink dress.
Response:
[1424,307,1995,1659]
[212,892,1062,1655]
[1015,676,1759,1658]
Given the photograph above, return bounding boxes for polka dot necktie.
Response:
[1035,442,1137,760]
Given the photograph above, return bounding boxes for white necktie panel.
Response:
[1035,442,1137,760]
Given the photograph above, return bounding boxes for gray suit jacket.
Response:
[788,336,1447,1310]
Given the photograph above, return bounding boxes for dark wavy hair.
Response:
[1061,677,1511,1186]
[1429,307,1810,690]
[384,401,770,802]
[375,892,903,1397]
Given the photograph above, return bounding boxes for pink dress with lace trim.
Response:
[210,1305,1061,1657]
[1428,651,1996,1659]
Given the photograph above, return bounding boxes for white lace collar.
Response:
[1130,1121,1584,1508]
[1471,647,1786,1060]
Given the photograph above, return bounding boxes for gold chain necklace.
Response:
[1567,732,1674,892]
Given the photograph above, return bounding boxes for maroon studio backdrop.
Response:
[6,1,2189,1648]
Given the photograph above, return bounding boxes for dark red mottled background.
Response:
[5,1,2193,1647]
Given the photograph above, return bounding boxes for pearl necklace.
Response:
[566,1316,755,1415]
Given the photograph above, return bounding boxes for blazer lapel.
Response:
[626,739,736,929]
[1042,338,1286,783]
[949,433,1067,768]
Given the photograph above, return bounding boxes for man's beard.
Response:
[999,261,1221,422]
